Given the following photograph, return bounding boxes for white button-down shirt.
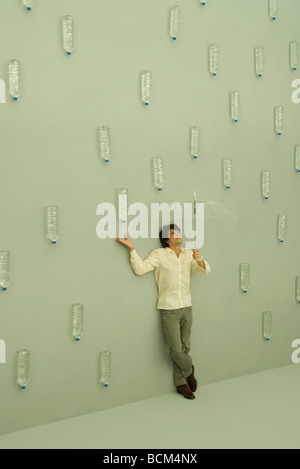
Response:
[130,247,210,310]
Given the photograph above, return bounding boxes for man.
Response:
[116,224,210,399]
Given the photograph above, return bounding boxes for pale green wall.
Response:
[0,0,300,435]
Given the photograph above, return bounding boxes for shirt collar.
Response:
[166,247,184,255]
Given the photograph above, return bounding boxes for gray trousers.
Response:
[160,306,193,387]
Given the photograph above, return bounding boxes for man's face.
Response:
[168,228,182,244]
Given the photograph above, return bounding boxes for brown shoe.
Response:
[176,384,195,400]
[187,365,197,392]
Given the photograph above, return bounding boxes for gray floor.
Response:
[0,364,299,449]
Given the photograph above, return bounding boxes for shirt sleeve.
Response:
[130,249,160,276]
[191,257,211,275]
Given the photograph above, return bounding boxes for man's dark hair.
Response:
[159,224,181,248]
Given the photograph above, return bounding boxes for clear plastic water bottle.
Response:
[152,157,164,190]
[277,214,287,242]
[141,70,151,105]
[230,91,240,122]
[290,41,299,71]
[62,15,74,55]
[208,43,218,76]
[190,126,201,159]
[274,106,283,135]
[117,188,127,223]
[262,311,272,340]
[269,0,278,20]
[72,304,83,341]
[100,351,111,387]
[0,251,10,291]
[240,263,249,293]
[98,126,111,163]
[16,349,29,389]
[117,189,128,239]
[223,159,232,189]
[169,6,181,40]
[295,144,300,172]
[45,206,59,244]
[8,59,20,101]
[255,46,264,77]
[261,170,270,199]
[23,0,35,10]
[296,276,300,303]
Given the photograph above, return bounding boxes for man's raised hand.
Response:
[115,234,135,251]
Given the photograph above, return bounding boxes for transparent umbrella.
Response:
[167,190,238,221]
[158,190,238,248]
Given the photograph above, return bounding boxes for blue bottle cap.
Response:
[265,197,269,199]
[280,240,284,242]
[272,17,276,20]
[293,68,297,70]
[158,188,162,191]
[2,288,7,291]
[105,159,109,162]
[213,73,216,76]
[67,52,71,55]
[27,7,31,10]
[52,241,56,244]
[76,338,80,341]
[297,170,300,172]
[266,338,270,341]
[234,119,238,122]
[244,290,248,293]
[173,37,177,40]
[104,384,108,387]
[13,97,18,100]
[21,386,26,389]
[258,74,262,77]
[193,156,197,159]
[226,186,230,189]
[145,102,149,105]
[278,132,282,135]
